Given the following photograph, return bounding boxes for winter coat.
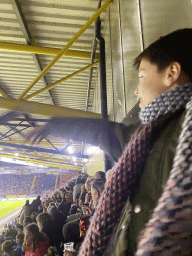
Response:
[103,109,186,256]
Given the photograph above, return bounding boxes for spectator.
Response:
[93,171,106,184]
[22,223,49,256]
[2,240,17,256]
[30,196,41,213]
[48,206,65,256]
[22,217,32,229]
[58,192,72,219]
[19,200,31,225]
[79,28,192,255]
[16,225,23,235]
[36,213,56,248]
[14,233,25,256]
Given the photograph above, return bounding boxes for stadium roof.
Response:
[0,0,109,171]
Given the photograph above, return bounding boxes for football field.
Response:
[0,200,25,232]
[0,200,25,218]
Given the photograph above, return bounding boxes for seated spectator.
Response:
[23,217,32,229]
[22,223,49,256]
[2,240,17,256]
[14,233,25,256]
[36,213,56,248]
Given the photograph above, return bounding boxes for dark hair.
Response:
[17,224,23,229]
[134,28,192,79]
[91,179,105,197]
[16,233,24,242]
[2,240,13,252]
[24,216,32,224]
[94,171,106,183]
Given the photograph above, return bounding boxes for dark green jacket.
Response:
[103,110,186,256]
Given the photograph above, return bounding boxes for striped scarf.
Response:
[78,82,192,256]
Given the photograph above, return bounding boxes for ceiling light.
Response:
[86,146,99,155]
[67,146,74,154]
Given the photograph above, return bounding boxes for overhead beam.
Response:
[17,0,112,100]
[0,141,89,159]
[0,42,100,60]
[0,97,102,119]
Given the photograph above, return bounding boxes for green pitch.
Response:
[0,201,25,218]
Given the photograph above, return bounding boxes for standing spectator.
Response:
[58,192,71,219]
[30,196,41,213]
[79,28,192,255]
[48,206,65,255]
[19,200,31,225]
[36,213,56,248]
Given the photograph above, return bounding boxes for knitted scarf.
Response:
[78,82,192,256]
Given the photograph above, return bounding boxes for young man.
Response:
[78,28,192,255]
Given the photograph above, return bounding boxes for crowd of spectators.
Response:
[0,174,60,198]
[0,171,106,256]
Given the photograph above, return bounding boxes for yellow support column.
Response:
[31,176,36,190]
[55,175,58,190]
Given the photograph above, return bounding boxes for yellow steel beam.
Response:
[0,41,100,59]
[24,61,99,101]
[0,152,82,166]
[17,0,112,100]
[0,153,82,169]
[0,97,102,119]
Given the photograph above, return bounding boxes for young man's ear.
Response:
[165,62,182,87]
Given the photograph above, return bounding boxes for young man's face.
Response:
[135,58,169,108]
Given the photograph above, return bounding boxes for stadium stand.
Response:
[0,172,106,256]
[0,173,61,198]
